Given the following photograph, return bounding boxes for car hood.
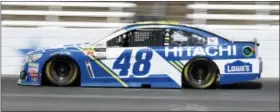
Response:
[26,43,92,55]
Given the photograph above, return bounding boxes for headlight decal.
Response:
[27,54,43,62]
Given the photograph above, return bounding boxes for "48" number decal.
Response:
[113,49,153,78]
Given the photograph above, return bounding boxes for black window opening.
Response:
[107,28,165,47]
[169,29,206,46]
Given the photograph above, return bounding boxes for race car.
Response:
[18,21,263,89]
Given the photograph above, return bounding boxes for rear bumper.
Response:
[219,58,262,85]
[259,57,263,75]
[219,73,260,85]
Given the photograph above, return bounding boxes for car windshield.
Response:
[90,27,123,46]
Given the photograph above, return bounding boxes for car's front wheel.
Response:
[45,56,79,86]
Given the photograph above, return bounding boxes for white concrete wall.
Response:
[1,27,279,77]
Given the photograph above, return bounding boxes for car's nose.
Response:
[19,70,27,80]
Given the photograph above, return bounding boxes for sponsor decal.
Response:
[28,54,42,62]
[113,49,152,78]
[242,46,254,57]
[164,45,236,57]
[207,37,219,45]
[50,51,71,56]
[32,77,38,82]
[225,60,252,73]
[30,73,39,78]
[171,31,189,41]
[28,63,39,74]
[83,48,95,56]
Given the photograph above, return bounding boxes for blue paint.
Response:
[132,49,153,76]
[220,73,260,85]
[81,58,124,86]
[113,49,153,77]
[113,49,132,77]
[82,75,180,88]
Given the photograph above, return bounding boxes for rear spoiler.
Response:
[232,37,260,57]
[253,38,260,46]
[231,37,260,46]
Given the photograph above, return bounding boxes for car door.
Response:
[93,27,177,87]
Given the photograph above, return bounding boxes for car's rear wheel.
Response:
[45,56,79,86]
[183,58,218,89]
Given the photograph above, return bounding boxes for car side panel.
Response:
[80,47,182,88]
[79,42,261,88]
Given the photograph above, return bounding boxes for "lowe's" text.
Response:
[226,65,251,72]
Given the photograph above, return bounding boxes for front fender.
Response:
[18,47,88,86]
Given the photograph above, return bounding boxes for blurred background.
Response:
[1,1,279,77]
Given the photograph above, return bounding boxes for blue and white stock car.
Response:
[18,21,263,89]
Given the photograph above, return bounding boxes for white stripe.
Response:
[2,21,279,30]
[2,21,128,28]
[2,10,135,18]
[2,2,136,8]
[187,4,279,10]
[187,14,279,21]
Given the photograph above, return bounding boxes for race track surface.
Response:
[1,75,279,111]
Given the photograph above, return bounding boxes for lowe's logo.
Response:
[225,60,252,73]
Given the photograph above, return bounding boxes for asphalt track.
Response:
[1,75,279,111]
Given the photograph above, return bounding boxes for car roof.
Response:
[92,21,230,45]
[134,21,180,25]
[123,21,211,32]
[124,21,184,28]
[121,21,231,42]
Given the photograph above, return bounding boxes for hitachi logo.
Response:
[164,45,236,57]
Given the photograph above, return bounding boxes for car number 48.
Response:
[113,49,153,78]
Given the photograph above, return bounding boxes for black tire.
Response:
[45,56,79,86]
[183,58,218,89]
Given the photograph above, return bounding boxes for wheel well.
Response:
[42,55,80,86]
[182,57,220,87]
[184,57,220,74]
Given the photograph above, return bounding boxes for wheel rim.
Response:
[189,62,210,84]
[51,60,73,83]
